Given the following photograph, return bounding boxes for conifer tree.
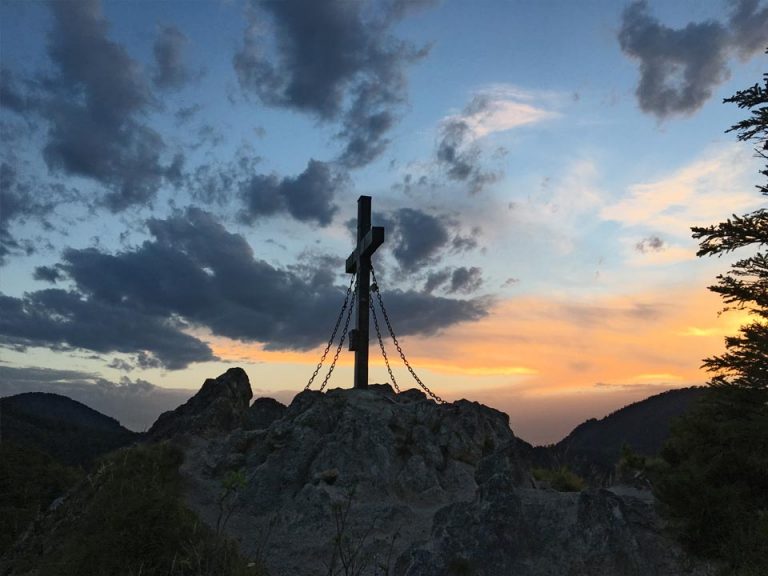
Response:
[656,58,768,573]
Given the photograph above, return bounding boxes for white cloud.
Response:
[444,85,560,141]
[601,143,762,237]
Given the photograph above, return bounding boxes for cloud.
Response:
[0,365,194,431]
[383,208,451,270]
[434,88,558,194]
[635,235,665,253]
[449,266,483,294]
[424,268,452,293]
[378,208,481,272]
[0,162,55,264]
[0,68,31,114]
[33,265,63,283]
[450,88,559,139]
[0,289,216,369]
[152,25,190,90]
[174,103,202,124]
[423,266,483,294]
[601,144,761,234]
[728,0,768,58]
[233,0,432,168]
[632,235,698,267]
[436,117,498,194]
[618,0,768,119]
[3,0,181,211]
[0,209,489,366]
[239,159,343,226]
[186,146,260,206]
[374,289,489,336]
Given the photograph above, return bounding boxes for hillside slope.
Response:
[0,392,139,467]
[554,387,706,482]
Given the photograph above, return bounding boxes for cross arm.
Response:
[346,226,384,273]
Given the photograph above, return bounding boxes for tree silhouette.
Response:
[656,56,768,573]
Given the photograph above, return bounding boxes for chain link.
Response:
[319,275,358,392]
[370,298,401,393]
[305,273,356,391]
[370,266,445,404]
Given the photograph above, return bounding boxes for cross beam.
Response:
[346,196,384,389]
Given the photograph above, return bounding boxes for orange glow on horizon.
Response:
[202,281,745,402]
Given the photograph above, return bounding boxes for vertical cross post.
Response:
[345,196,384,389]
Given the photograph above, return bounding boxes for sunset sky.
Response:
[1,0,766,444]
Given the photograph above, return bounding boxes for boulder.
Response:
[147,367,252,440]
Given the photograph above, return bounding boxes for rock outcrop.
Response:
[154,369,710,576]
[401,488,700,575]
[147,367,252,440]
[244,397,286,430]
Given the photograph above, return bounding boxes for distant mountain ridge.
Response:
[553,387,707,482]
[0,392,139,467]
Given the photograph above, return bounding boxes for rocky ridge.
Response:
[159,368,711,576]
[147,367,253,440]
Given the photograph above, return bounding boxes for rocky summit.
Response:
[157,369,710,576]
[147,367,253,440]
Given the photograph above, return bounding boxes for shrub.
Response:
[7,442,266,576]
[532,466,586,492]
[0,441,82,556]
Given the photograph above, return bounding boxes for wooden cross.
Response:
[345,196,384,389]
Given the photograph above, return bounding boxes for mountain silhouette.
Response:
[553,387,706,483]
[0,392,139,467]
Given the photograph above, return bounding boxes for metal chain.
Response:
[305,273,356,391]
[370,266,445,404]
[370,298,401,393]
[318,275,358,392]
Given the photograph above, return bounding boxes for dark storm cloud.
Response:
[3,0,181,210]
[0,68,31,114]
[152,25,190,90]
[377,289,489,336]
[33,265,63,283]
[0,209,489,364]
[0,289,215,369]
[174,103,202,124]
[424,268,452,293]
[385,208,450,269]
[452,227,480,252]
[189,148,260,206]
[383,208,480,271]
[449,266,483,294]
[0,365,195,432]
[618,0,768,119]
[436,100,500,194]
[635,235,665,253]
[728,0,768,57]
[239,159,343,226]
[0,162,55,264]
[234,0,431,168]
[422,266,483,294]
[0,289,214,369]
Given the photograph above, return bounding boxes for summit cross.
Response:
[345,196,385,389]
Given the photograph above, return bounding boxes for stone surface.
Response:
[244,397,287,430]
[166,375,711,576]
[400,487,706,576]
[147,367,252,440]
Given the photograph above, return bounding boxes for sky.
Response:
[0,0,766,445]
